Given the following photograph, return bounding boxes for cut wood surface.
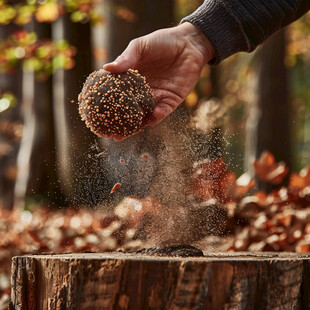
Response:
[10,251,310,310]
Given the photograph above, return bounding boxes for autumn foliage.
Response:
[188,151,310,253]
[230,152,310,253]
[190,157,255,203]
[253,151,289,184]
[0,30,76,78]
[0,0,102,25]
[0,151,309,305]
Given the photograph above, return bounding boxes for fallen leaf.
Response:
[234,172,256,198]
[289,166,310,190]
[110,183,121,194]
[253,151,289,184]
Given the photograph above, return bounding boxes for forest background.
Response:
[1,0,309,210]
[0,1,310,307]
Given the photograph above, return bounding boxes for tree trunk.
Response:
[106,0,174,61]
[0,22,22,209]
[52,17,110,206]
[10,252,310,309]
[14,21,65,209]
[245,30,291,191]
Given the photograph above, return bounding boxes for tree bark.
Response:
[245,30,292,191]
[52,16,111,206]
[10,252,310,309]
[14,21,65,208]
[0,22,22,209]
[106,0,174,61]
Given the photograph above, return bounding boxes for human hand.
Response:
[103,22,215,140]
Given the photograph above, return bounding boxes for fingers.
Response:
[103,39,141,73]
[146,103,175,126]
[147,89,182,126]
[110,102,175,141]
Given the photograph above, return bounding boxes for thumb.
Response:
[103,39,141,73]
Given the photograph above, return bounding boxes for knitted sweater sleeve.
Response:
[181,0,310,65]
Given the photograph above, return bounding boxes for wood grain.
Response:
[10,252,310,310]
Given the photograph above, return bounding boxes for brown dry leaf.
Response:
[253,151,289,184]
[277,215,292,227]
[191,159,255,203]
[233,238,249,251]
[190,158,237,203]
[191,172,236,203]
[234,173,256,198]
[289,166,310,190]
[114,196,162,227]
[253,191,268,202]
[110,183,121,194]
[114,197,143,226]
[296,239,310,253]
[192,158,228,179]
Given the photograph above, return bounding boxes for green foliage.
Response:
[0,0,104,25]
[0,0,106,83]
[0,2,16,24]
[174,0,202,21]
[0,91,16,113]
[0,30,76,79]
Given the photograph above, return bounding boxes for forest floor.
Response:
[1,151,310,309]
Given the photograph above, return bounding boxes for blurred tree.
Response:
[1,0,178,208]
[2,0,308,208]
[245,30,292,191]
[0,0,22,209]
[106,0,174,61]
[0,0,103,208]
[14,20,66,208]
[52,15,108,206]
[285,13,310,169]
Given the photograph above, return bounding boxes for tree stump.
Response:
[10,252,310,309]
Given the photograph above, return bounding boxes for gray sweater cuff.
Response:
[181,0,252,65]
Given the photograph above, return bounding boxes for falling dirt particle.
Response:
[96,151,108,157]
[110,183,122,194]
[141,153,148,159]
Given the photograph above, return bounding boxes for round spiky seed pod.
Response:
[78,69,155,137]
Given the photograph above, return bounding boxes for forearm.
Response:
[182,0,310,65]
